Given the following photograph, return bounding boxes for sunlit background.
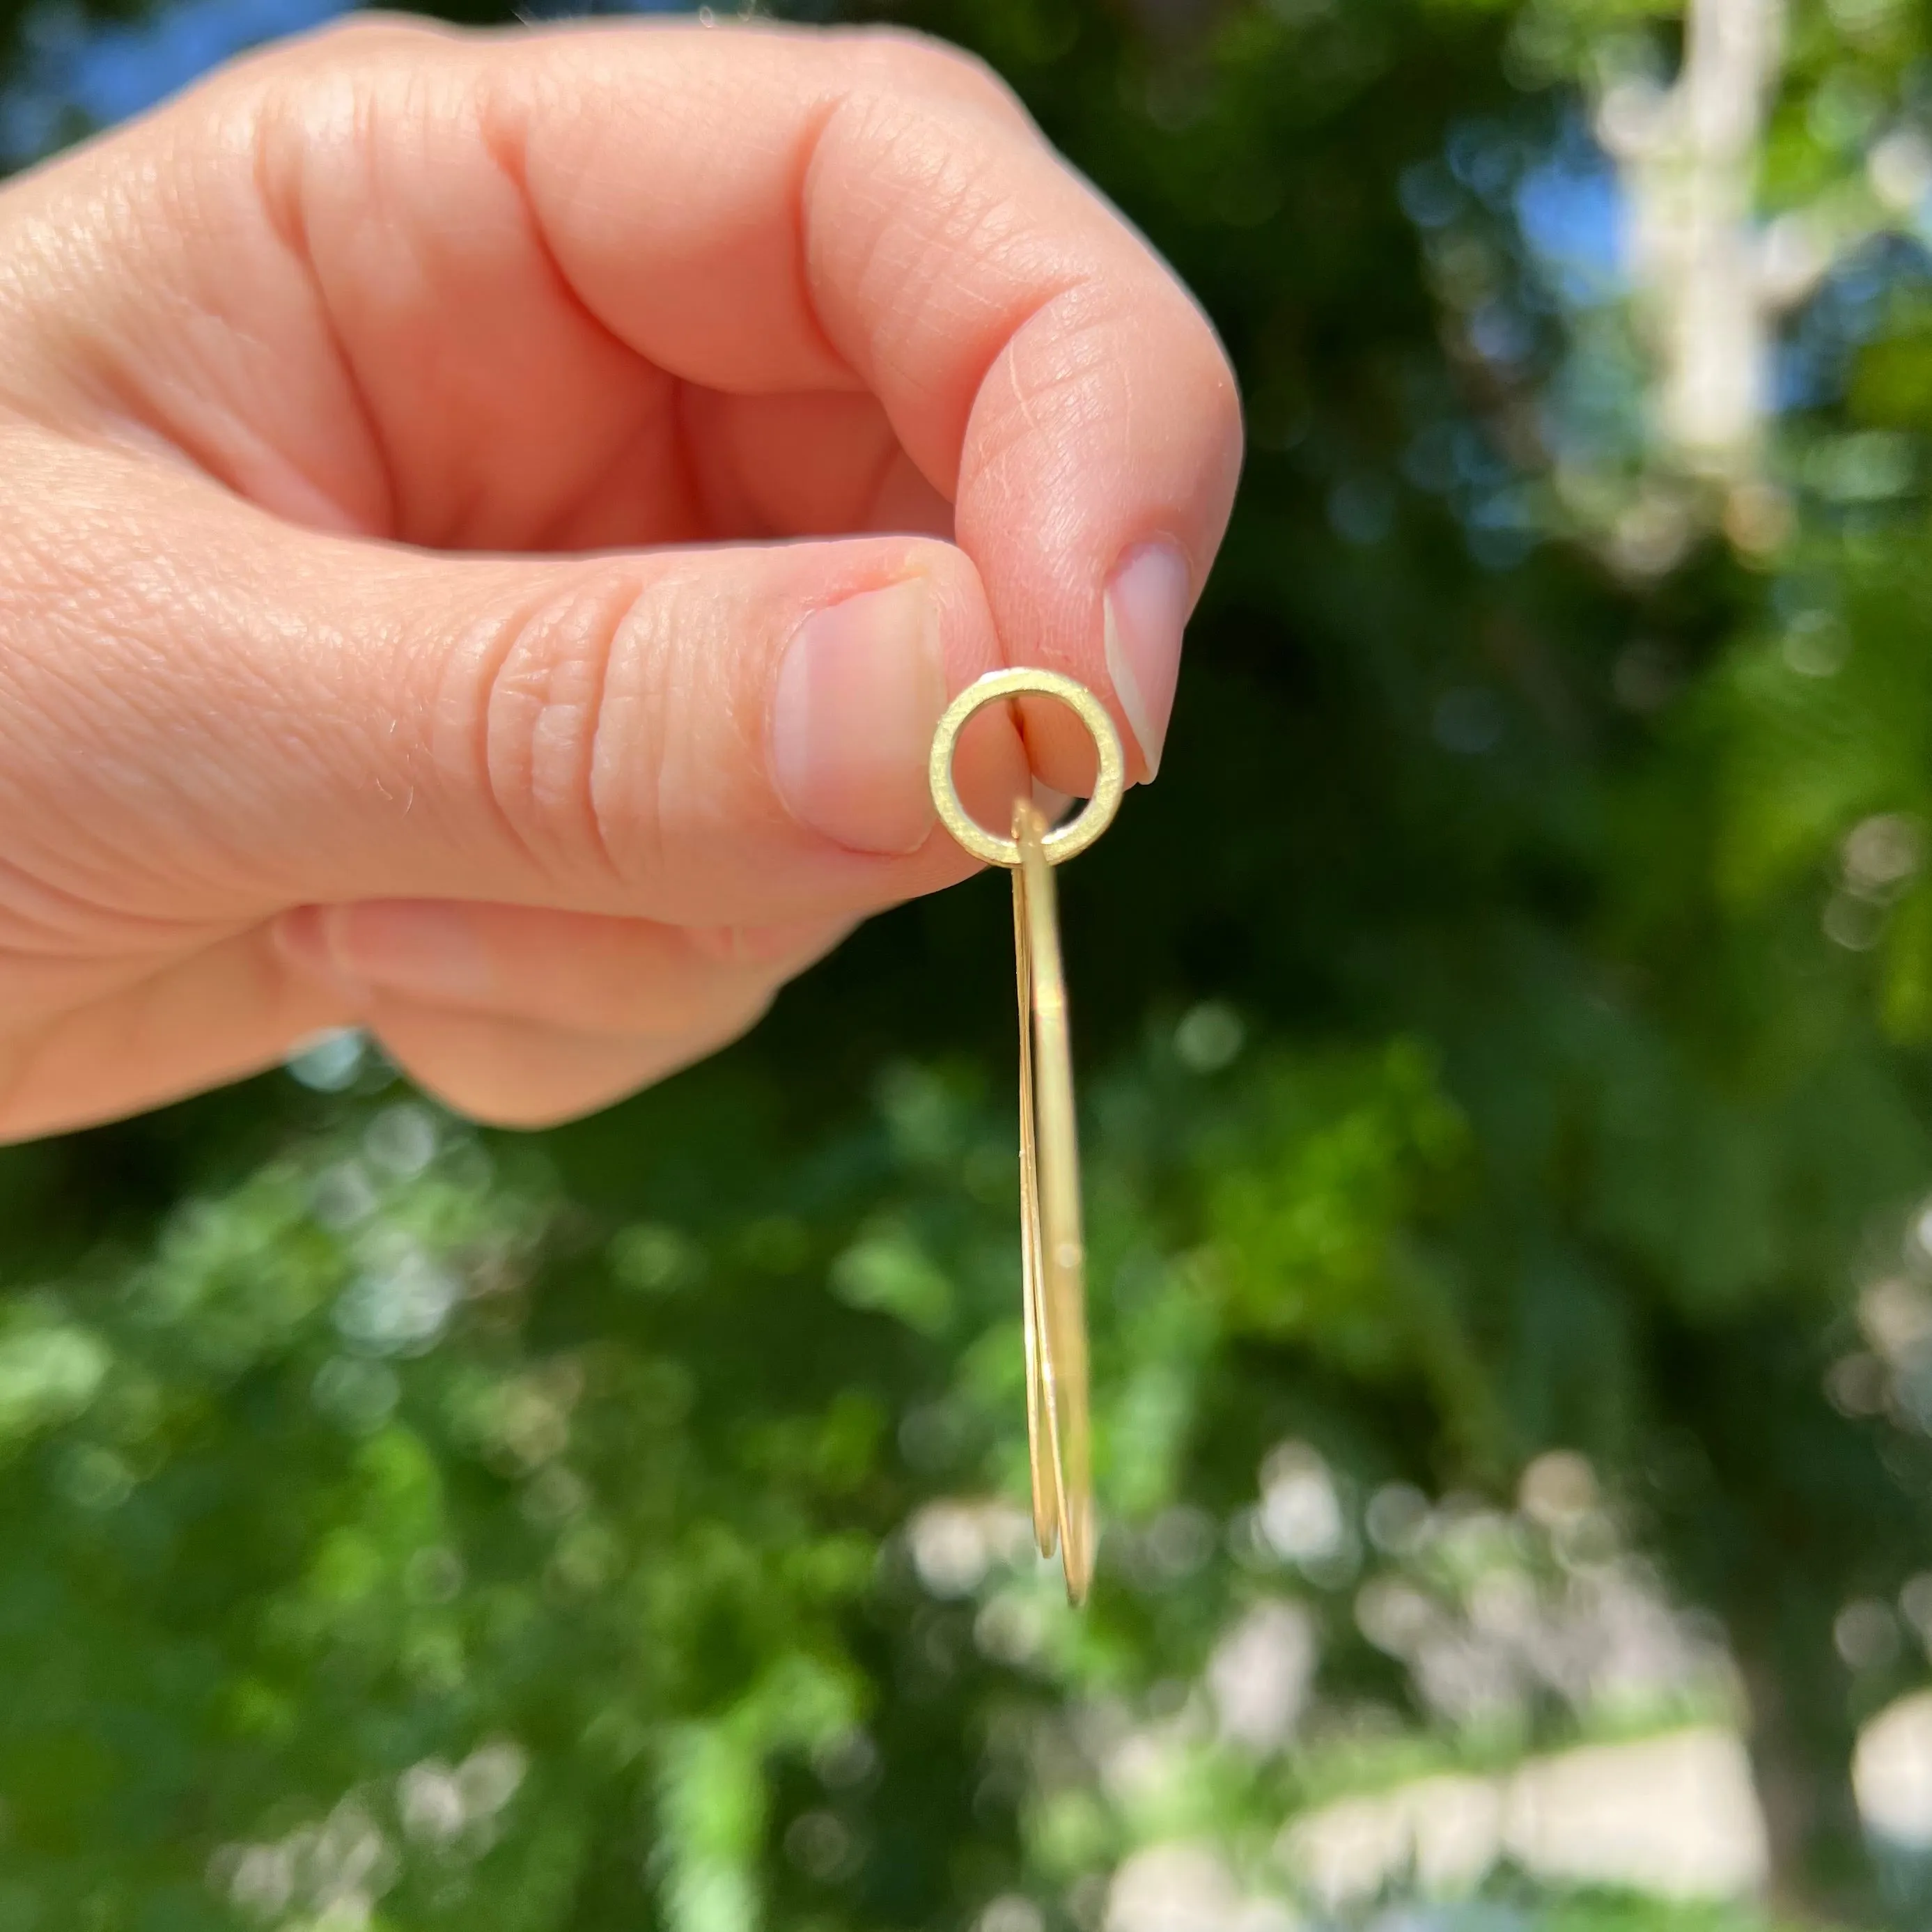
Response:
[7,0,1932,1923]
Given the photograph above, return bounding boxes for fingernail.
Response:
[1103,540,1192,779]
[770,577,945,855]
[295,901,494,1003]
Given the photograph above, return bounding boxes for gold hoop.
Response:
[928,669,1125,869]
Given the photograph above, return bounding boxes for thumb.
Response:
[3,435,1034,931]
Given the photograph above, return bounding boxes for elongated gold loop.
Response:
[927,668,1125,869]
[929,671,1116,1607]
[1014,800,1093,1602]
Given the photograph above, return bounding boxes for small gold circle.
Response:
[928,668,1125,868]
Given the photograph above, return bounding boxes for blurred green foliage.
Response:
[8,0,1932,1922]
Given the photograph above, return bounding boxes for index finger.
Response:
[293,18,1242,781]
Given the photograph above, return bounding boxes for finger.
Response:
[0,926,347,1143]
[680,391,955,540]
[424,18,1242,779]
[272,900,853,1035]
[365,995,770,1129]
[0,432,1031,931]
[29,17,1240,782]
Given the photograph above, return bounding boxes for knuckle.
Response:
[244,17,463,184]
[469,573,655,884]
[210,15,426,150]
[269,13,453,73]
[846,28,1031,130]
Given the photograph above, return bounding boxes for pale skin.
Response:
[0,14,1242,1141]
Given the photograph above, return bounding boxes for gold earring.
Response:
[928,669,1125,1605]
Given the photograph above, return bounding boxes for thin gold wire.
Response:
[928,668,1123,1605]
[1015,798,1093,1600]
[1013,848,1059,1560]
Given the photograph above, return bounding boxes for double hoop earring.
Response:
[928,669,1125,1605]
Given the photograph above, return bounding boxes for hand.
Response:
[0,14,1241,1138]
